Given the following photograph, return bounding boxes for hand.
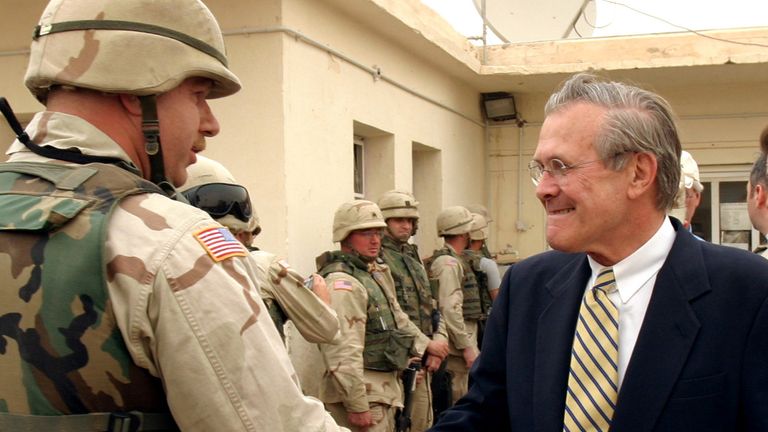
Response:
[415,367,426,385]
[424,354,443,373]
[309,274,331,305]
[348,410,373,430]
[426,339,449,360]
[463,346,479,369]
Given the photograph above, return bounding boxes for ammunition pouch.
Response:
[363,328,414,372]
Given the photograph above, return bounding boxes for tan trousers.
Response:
[326,402,396,432]
[409,372,433,432]
[445,355,469,405]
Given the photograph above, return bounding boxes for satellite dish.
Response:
[473,0,596,43]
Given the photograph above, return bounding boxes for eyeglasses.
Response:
[527,154,625,186]
[355,229,383,239]
[182,183,253,222]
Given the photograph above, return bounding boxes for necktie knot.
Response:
[593,267,617,295]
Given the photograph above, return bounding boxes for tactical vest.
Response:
[461,249,494,316]
[265,298,289,341]
[0,162,172,423]
[427,246,483,320]
[317,251,412,372]
[379,236,434,335]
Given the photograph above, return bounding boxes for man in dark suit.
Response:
[429,73,768,431]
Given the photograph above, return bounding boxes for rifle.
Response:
[395,361,421,432]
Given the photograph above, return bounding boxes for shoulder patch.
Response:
[333,280,354,291]
[194,226,248,262]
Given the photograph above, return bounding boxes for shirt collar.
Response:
[588,217,676,303]
[6,111,137,170]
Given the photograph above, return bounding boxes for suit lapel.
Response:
[611,224,709,431]
[533,257,591,432]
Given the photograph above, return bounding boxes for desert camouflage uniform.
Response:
[249,250,339,343]
[428,244,480,404]
[317,251,429,432]
[0,112,345,432]
[379,234,447,431]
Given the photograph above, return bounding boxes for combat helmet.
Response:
[436,206,473,236]
[23,0,241,196]
[25,0,240,100]
[333,200,387,242]
[468,213,489,241]
[180,155,259,234]
[465,204,493,223]
[378,190,419,220]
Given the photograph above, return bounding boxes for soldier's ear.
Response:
[118,94,142,116]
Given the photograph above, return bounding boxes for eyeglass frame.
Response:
[527,153,628,186]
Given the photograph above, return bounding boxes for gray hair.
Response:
[749,125,768,192]
[544,73,681,211]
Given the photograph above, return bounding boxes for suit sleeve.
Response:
[429,267,512,431]
[742,292,768,430]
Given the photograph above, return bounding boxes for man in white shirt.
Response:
[430,73,768,432]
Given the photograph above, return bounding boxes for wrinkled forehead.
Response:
[535,103,606,161]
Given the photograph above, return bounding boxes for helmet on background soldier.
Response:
[377,190,420,220]
[468,213,489,241]
[332,200,387,243]
[179,155,259,235]
[25,0,241,101]
[436,206,473,236]
[465,204,492,223]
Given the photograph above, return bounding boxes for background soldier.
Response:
[0,1,344,430]
[464,204,494,259]
[181,155,340,344]
[377,190,449,431]
[426,206,481,407]
[317,200,431,431]
[461,213,500,349]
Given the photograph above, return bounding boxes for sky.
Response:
[421,0,768,44]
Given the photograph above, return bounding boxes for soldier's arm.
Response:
[319,273,370,413]
[108,200,345,431]
[432,256,475,350]
[258,252,340,343]
[480,257,501,300]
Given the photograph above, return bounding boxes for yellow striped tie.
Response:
[563,268,619,432]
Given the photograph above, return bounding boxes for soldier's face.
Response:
[386,217,414,242]
[156,77,221,186]
[346,228,383,259]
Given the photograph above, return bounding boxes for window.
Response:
[692,167,760,251]
[353,136,364,198]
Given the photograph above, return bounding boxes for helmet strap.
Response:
[138,95,178,199]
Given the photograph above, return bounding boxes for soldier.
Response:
[317,200,433,431]
[462,214,501,302]
[0,1,345,431]
[180,155,340,344]
[426,206,481,406]
[464,204,494,259]
[377,190,449,431]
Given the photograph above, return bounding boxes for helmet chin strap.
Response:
[138,95,181,199]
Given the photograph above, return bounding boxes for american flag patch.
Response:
[333,280,353,291]
[194,226,248,262]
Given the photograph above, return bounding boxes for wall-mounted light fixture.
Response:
[481,92,517,122]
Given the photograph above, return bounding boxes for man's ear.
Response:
[756,184,768,210]
[118,94,142,116]
[627,152,658,200]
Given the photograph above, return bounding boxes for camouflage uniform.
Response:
[379,234,447,431]
[317,249,429,432]
[428,244,480,405]
[250,250,339,343]
[0,113,345,432]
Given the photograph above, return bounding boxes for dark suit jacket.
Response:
[430,218,768,431]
